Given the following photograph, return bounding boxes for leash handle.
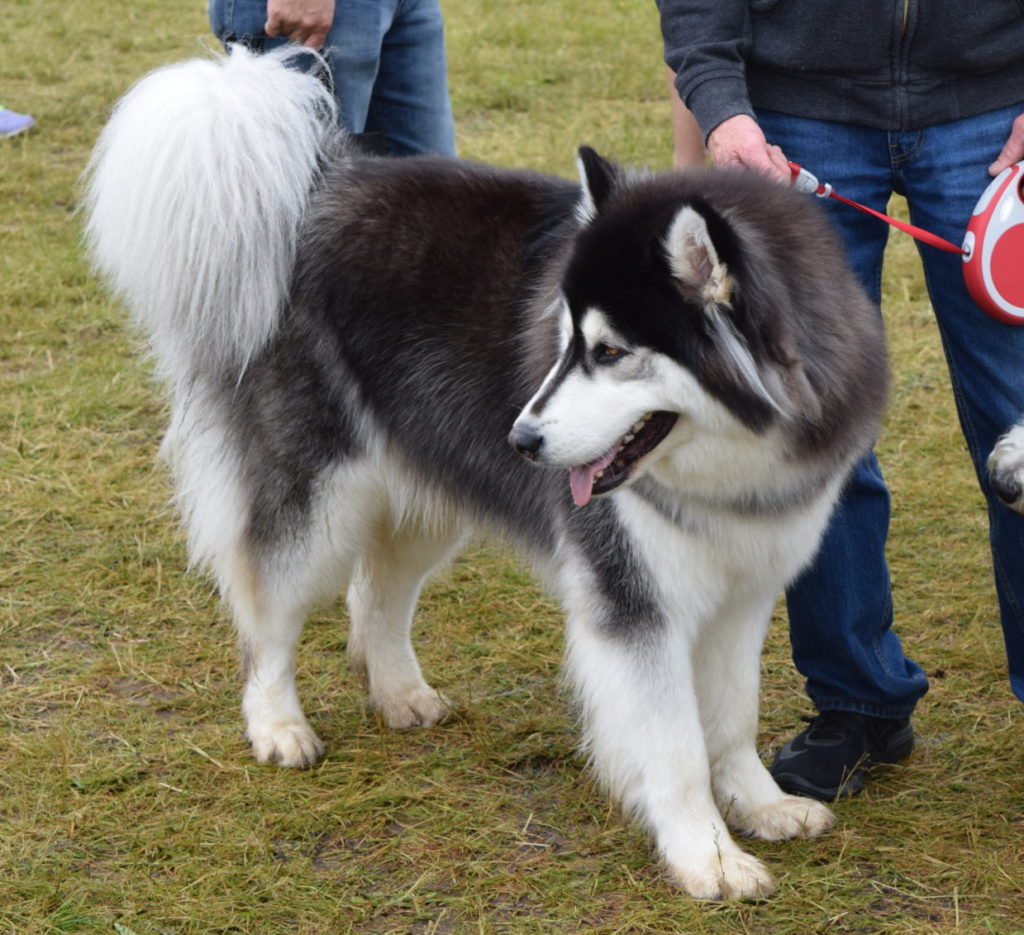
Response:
[788,162,966,255]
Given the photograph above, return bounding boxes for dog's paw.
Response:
[988,427,1024,512]
[667,848,776,901]
[248,719,325,768]
[736,795,835,841]
[373,686,451,729]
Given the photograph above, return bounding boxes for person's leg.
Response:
[899,103,1024,703]
[757,110,930,713]
[751,110,929,799]
[319,0,395,139]
[667,68,705,168]
[364,0,455,156]
[209,0,282,51]
[208,0,396,145]
[208,0,344,135]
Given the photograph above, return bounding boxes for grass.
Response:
[2,0,1023,932]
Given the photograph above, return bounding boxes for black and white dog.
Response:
[85,46,888,898]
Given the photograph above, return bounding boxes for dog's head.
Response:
[509,148,826,507]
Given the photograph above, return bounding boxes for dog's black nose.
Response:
[508,423,543,460]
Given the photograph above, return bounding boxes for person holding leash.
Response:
[209,0,456,157]
[658,0,1024,801]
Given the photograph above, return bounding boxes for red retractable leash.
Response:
[788,160,1024,325]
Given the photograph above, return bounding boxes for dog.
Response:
[84,45,889,899]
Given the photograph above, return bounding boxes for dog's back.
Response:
[291,155,580,527]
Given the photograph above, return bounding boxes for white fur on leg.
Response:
[238,598,325,768]
[711,742,834,843]
[668,848,776,901]
[346,525,464,729]
[988,420,1024,512]
[731,795,835,841]
[697,591,835,842]
[224,546,325,767]
[232,460,410,764]
[243,680,324,768]
[564,597,776,900]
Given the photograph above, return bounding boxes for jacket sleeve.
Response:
[656,0,755,141]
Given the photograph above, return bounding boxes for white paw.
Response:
[736,795,835,841]
[248,718,325,767]
[373,686,451,729]
[988,430,1024,512]
[667,848,776,901]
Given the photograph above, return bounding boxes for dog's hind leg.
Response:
[230,549,326,768]
[699,591,835,840]
[346,523,466,729]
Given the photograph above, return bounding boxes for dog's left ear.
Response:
[576,146,619,222]
[663,205,733,307]
[664,204,821,422]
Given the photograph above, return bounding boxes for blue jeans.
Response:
[209,0,456,157]
[757,104,1024,711]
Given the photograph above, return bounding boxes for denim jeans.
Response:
[209,0,456,157]
[757,104,1024,711]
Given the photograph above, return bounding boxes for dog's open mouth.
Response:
[568,411,678,507]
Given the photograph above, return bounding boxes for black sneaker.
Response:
[769,711,914,801]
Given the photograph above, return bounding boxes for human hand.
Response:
[989,113,1024,176]
[265,0,336,48]
[706,114,791,181]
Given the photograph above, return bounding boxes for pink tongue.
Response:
[569,448,619,507]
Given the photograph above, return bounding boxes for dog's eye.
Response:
[595,344,628,364]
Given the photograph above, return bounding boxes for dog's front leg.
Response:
[698,590,835,840]
[563,603,776,900]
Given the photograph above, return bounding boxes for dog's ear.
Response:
[665,204,818,421]
[663,205,733,307]
[576,146,619,222]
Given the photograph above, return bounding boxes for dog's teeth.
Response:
[631,421,645,433]
[623,433,635,443]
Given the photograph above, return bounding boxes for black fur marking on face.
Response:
[526,330,589,416]
[560,182,780,435]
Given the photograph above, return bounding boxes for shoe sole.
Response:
[773,767,865,802]
[772,723,915,801]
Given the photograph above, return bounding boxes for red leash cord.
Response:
[789,160,1024,324]
[788,162,966,255]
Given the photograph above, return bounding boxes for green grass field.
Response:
[2,0,1023,932]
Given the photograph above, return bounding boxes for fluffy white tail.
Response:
[84,45,339,381]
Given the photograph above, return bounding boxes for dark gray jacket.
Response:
[659,0,1024,140]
